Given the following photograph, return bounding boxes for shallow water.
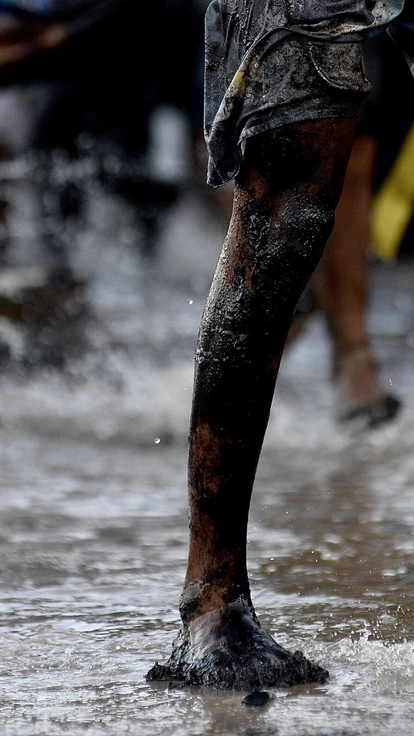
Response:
[1,185,414,735]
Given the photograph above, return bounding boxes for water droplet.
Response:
[154,437,161,445]
[187,299,194,305]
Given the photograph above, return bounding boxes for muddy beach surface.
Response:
[1,181,414,735]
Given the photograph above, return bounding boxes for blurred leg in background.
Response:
[292,33,414,426]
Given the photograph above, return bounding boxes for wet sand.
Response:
[1,187,414,734]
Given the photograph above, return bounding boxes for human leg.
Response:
[148,117,356,689]
[312,135,400,424]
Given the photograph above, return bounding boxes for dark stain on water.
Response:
[242,690,271,707]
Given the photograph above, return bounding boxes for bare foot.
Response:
[335,344,401,427]
[146,598,328,690]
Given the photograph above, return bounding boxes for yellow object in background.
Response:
[372,122,414,259]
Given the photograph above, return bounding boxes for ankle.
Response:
[179,580,252,624]
[333,340,371,372]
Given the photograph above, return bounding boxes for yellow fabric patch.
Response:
[372,123,414,260]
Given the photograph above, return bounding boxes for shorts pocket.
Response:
[308,40,371,94]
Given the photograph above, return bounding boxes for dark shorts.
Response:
[204,0,406,186]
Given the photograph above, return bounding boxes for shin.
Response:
[182,118,357,622]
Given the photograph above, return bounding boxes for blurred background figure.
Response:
[29,0,203,260]
[288,31,414,427]
[0,0,204,368]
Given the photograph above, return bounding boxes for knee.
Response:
[273,194,335,270]
[240,191,335,276]
[237,192,334,311]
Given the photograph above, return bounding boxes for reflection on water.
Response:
[1,189,414,735]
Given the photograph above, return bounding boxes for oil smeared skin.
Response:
[147,597,328,690]
[148,119,357,689]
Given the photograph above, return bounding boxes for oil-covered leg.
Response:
[148,118,356,689]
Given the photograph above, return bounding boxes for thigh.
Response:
[236,118,357,208]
